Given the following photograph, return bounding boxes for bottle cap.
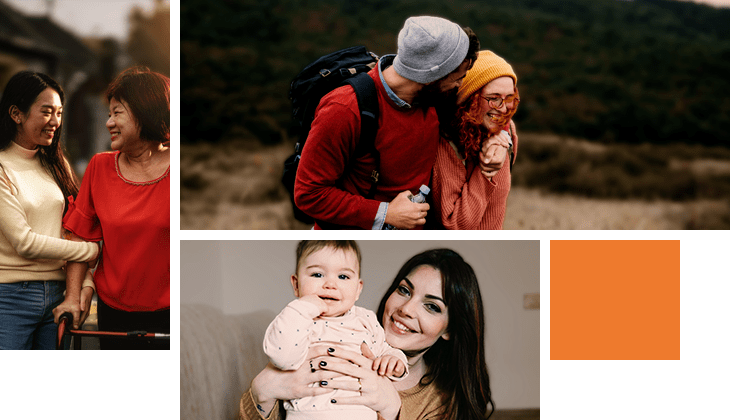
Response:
[419,185,431,195]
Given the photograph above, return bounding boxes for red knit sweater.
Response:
[431,127,518,230]
[294,67,439,229]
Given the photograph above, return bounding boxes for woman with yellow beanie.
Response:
[432,50,520,229]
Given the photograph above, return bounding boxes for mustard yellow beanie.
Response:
[457,50,517,104]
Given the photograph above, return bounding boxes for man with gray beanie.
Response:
[294,16,478,230]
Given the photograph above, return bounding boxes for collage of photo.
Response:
[2,1,728,420]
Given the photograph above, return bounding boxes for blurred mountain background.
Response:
[180,0,730,229]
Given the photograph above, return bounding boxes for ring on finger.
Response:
[358,378,362,394]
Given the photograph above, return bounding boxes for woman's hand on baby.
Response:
[316,343,402,420]
[372,355,406,378]
[298,294,328,315]
[251,346,341,415]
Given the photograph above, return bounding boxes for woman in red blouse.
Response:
[59,67,170,349]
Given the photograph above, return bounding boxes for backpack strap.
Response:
[508,123,515,171]
[344,72,380,199]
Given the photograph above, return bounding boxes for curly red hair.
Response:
[449,87,519,162]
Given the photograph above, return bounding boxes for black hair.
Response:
[377,248,494,420]
[0,71,78,211]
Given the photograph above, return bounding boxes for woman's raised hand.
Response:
[479,130,511,179]
[318,343,402,420]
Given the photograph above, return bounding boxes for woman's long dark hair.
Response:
[0,71,79,212]
[377,249,494,420]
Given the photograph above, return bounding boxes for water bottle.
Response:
[383,185,430,230]
[409,184,430,204]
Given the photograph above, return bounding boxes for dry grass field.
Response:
[181,134,730,230]
[503,187,727,230]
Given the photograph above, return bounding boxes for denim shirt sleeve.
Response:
[372,202,388,230]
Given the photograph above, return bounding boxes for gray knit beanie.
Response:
[393,16,469,84]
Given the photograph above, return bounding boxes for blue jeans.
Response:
[0,281,66,350]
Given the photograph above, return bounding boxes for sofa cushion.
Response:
[181,304,274,420]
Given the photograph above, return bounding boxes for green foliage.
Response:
[181,0,730,146]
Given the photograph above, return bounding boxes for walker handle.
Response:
[56,312,73,349]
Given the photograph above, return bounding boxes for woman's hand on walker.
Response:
[318,343,402,420]
[52,297,82,329]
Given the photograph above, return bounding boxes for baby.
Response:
[263,240,407,420]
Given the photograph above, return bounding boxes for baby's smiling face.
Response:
[291,246,362,317]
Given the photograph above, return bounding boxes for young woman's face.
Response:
[479,76,516,133]
[13,88,62,150]
[382,265,450,353]
[107,97,141,152]
[291,247,363,317]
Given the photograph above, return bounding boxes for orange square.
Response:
[550,240,680,360]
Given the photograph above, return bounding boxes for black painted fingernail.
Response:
[320,380,328,386]
[331,399,337,404]
[319,361,327,367]
[328,347,335,353]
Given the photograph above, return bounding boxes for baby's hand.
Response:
[298,294,328,316]
[372,355,406,378]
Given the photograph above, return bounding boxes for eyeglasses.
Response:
[480,94,519,109]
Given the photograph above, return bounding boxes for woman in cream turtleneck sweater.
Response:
[0,71,99,350]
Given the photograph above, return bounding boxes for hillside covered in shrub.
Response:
[181,0,730,147]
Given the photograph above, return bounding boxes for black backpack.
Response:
[283,46,380,224]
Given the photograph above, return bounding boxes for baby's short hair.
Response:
[295,241,362,276]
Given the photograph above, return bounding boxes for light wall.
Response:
[181,240,540,409]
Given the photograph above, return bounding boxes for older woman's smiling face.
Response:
[107,97,141,152]
[382,265,450,353]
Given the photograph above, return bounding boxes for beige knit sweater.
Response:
[0,141,98,283]
[239,380,445,420]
